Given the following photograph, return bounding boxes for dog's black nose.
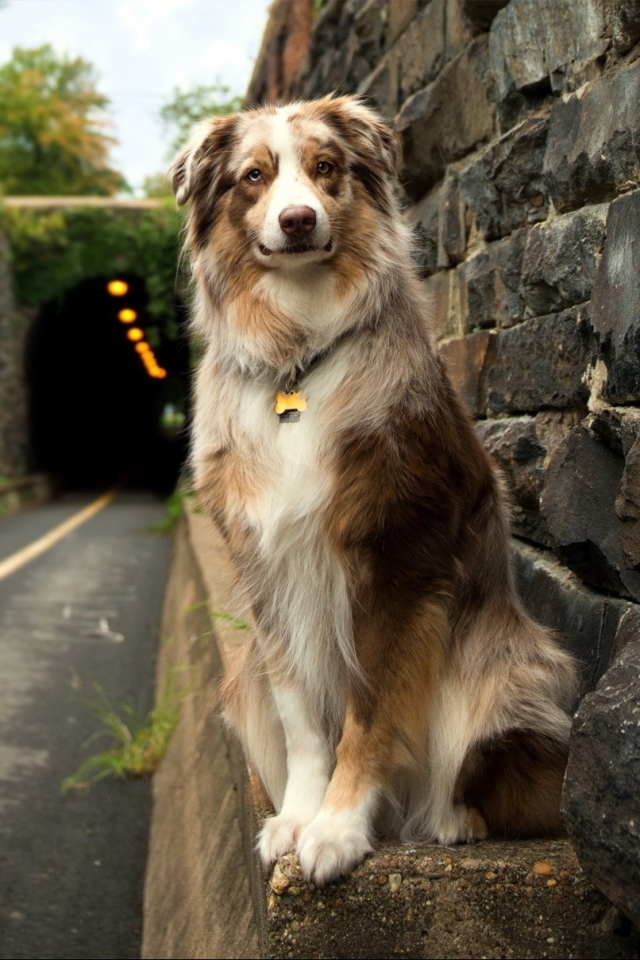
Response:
[278,205,316,237]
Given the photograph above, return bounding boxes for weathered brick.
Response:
[396,36,496,200]
[486,305,595,416]
[541,422,640,602]
[440,329,496,417]
[490,0,607,100]
[513,539,636,697]
[521,204,608,318]
[591,191,640,403]
[478,411,580,546]
[459,115,549,241]
[544,60,640,214]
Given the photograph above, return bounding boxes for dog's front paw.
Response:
[297,813,373,886]
[435,805,488,845]
[259,814,308,867]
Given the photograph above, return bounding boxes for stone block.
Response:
[513,540,636,697]
[591,191,640,403]
[490,228,527,327]
[359,0,470,118]
[459,251,500,330]
[478,411,580,546]
[405,183,441,277]
[353,0,388,56]
[544,60,640,214]
[563,639,640,929]
[485,305,595,416]
[452,231,527,331]
[437,170,466,266]
[490,0,607,100]
[459,115,549,241]
[396,36,496,200]
[521,204,608,318]
[462,0,509,30]
[591,407,640,575]
[541,422,640,602]
[385,0,416,46]
[440,329,496,417]
[357,56,397,120]
[608,0,640,54]
[423,269,461,341]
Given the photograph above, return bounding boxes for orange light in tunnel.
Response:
[151,368,167,379]
[107,279,129,296]
[126,327,144,342]
[135,342,151,354]
[118,308,137,323]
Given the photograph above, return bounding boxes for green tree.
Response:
[0,44,127,196]
[160,82,242,156]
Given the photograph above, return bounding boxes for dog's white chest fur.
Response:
[238,378,328,548]
[234,350,357,698]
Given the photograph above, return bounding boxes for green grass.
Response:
[145,485,197,535]
[183,600,250,631]
[61,670,188,793]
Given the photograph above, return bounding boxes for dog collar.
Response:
[273,334,350,424]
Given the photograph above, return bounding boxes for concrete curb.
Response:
[142,505,639,959]
[0,474,51,518]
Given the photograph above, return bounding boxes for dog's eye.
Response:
[246,169,262,183]
[317,161,333,175]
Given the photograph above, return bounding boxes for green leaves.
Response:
[0,44,127,196]
[160,82,242,156]
[0,202,185,327]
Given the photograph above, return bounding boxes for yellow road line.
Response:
[0,486,118,583]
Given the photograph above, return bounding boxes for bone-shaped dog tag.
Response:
[274,390,307,422]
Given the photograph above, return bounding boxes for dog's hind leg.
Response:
[403,689,489,845]
[462,729,568,839]
[258,684,333,866]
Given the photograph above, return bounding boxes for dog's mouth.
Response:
[258,238,334,257]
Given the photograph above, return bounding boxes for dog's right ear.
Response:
[168,114,238,208]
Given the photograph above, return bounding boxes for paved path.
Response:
[0,491,172,960]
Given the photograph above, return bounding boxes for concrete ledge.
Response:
[0,474,51,518]
[143,505,639,959]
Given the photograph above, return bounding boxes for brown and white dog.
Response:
[170,95,577,887]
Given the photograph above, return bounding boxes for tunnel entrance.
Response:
[25,275,189,492]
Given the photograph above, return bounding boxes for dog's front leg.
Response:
[258,685,332,866]
[296,701,381,886]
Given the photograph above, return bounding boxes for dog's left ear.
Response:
[168,114,238,207]
[318,96,401,175]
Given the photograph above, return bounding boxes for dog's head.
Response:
[169,95,401,271]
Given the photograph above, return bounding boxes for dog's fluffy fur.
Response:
[170,95,577,887]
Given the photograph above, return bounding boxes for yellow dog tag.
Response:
[274,390,308,416]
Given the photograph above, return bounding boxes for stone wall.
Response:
[0,232,32,478]
[247,0,640,698]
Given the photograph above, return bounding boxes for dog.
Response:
[170,95,578,887]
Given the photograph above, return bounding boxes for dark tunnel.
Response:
[25,275,190,492]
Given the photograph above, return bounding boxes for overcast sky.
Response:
[0,0,270,193]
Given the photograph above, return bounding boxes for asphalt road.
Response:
[0,491,172,960]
